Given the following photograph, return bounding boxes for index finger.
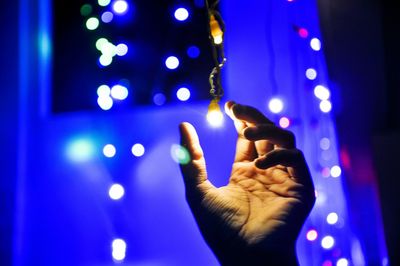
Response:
[230,103,274,125]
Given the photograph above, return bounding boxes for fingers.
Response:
[244,124,296,149]
[255,148,313,186]
[179,122,215,196]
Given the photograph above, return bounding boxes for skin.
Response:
[179,101,315,266]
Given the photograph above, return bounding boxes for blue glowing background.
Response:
[13,0,388,265]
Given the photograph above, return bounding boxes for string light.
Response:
[206,98,224,127]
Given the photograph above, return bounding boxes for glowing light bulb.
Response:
[210,15,223,45]
[207,99,224,127]
[109,184,125,200]
[321,236,335,249]
[112,238,126,261]
[174,7,189,21]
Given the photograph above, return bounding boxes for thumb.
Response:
[179,122,214,197]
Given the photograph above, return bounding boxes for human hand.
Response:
[179,101,315,266]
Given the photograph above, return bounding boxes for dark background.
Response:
[1,0,399,264]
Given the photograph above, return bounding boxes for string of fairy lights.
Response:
[76,0,351,264]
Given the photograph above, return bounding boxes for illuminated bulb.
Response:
[320,100,332,113]
[174,7,189,21]
[109,184,125,200]
[103,144,116,158]
[321,236,335,249]
[210,15,223,45]
[97,96,113,110]
[99,54,113,67]
[314,85,330,100]
[279,117,290,128]
[207,99,224,127]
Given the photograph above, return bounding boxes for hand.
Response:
[179,101,315,266]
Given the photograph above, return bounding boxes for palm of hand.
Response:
[200,161,307,248]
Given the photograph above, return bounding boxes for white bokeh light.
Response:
[320,100,332,113]
[112,238,126,261]
[314,85,331,100]
[97,96,113,110]
[97,85,111,97]
[99,54,113,67]
[131,143,145,157]
[306,68,317,80]
[320,137,331,150]
[337,258,349,266]
[165,56,180,70]
[176,87,191,101]
[327,212,339,225]
[174,7,189,21]
[330,165,342,178]
[111,85,129,100]
[268,98,284,114]
[310,37,322,51]
[103,144,116,158]
[112,0,128,14]
[116,43,128,56]
[321,235,335,249]
[109,184,125,200]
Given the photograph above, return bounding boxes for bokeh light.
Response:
[153,93,166,106]
[310,37,322,51]
[66,138,95,163]
[165,56,180,70]
[327,212,339,225]
[112,0,129,15]
[170,144,191,165]
[96,38,109,51]
[314,85,331,100]
[330,165,342,178]
[112,238,126,261]
[98,0,111,7]
[116,43,128,56]
[101,11,114,23]
[187,45,200,58]
[320,137,331,150]
[80,4,93,16]
[320,100,332,113]
[268,97,284,114]
[279,117,290,128]
[321,236,335,249]
[174,7,189,21]
[97,85,111,97]
[111,85,129,100]
[103,144,116,158]
[97,96,113,110]
[109,184,125,200]
[336,258,349,266]
[306,229,318,241]
[86,17,100,30]
[306,68,317,80]
[176,87,191,101]
[131,143,145,157]
[298,28,309,38]
[99,54,113,67]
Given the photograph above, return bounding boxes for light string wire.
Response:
[205,0,226,101]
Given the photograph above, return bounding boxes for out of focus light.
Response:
[279,117,290,128]
[96,38,109,51]
[320,137,331,150]
[116,43,128,56]
[174,7,189,21]
[132,143,145,157]
[112,0,128,14]
[66,138,95,163]
[298,28,309,38]
[320,100,332,113]
[97,96,113,110]
[109,184,125,200]
[322,167,331,178]
[187,45,200,58]
[86,17,100,30]
[268,98,284,114]
[80,4,92,16]
[111,85,129,100]
[327,212,339,225]
[153,93,166,106]
[306,68,317,80]
[330,165,342,178]
[170,144,191,165]
[314,85,330,100]
[306,229,318,241]
[336,258,349,266]
[103,144,116,158]
[207,99,224,127]
[165,56,180,70]
[101,11,114,23]
[99,54,113,67]
[98,0,111,7]
[97,85,111,97]
[322,261,333,266]
[177,87,191,101]
[310,38,322,51]
[101,42,117,57]
[321,236,335,249]
[112,238,126,261]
